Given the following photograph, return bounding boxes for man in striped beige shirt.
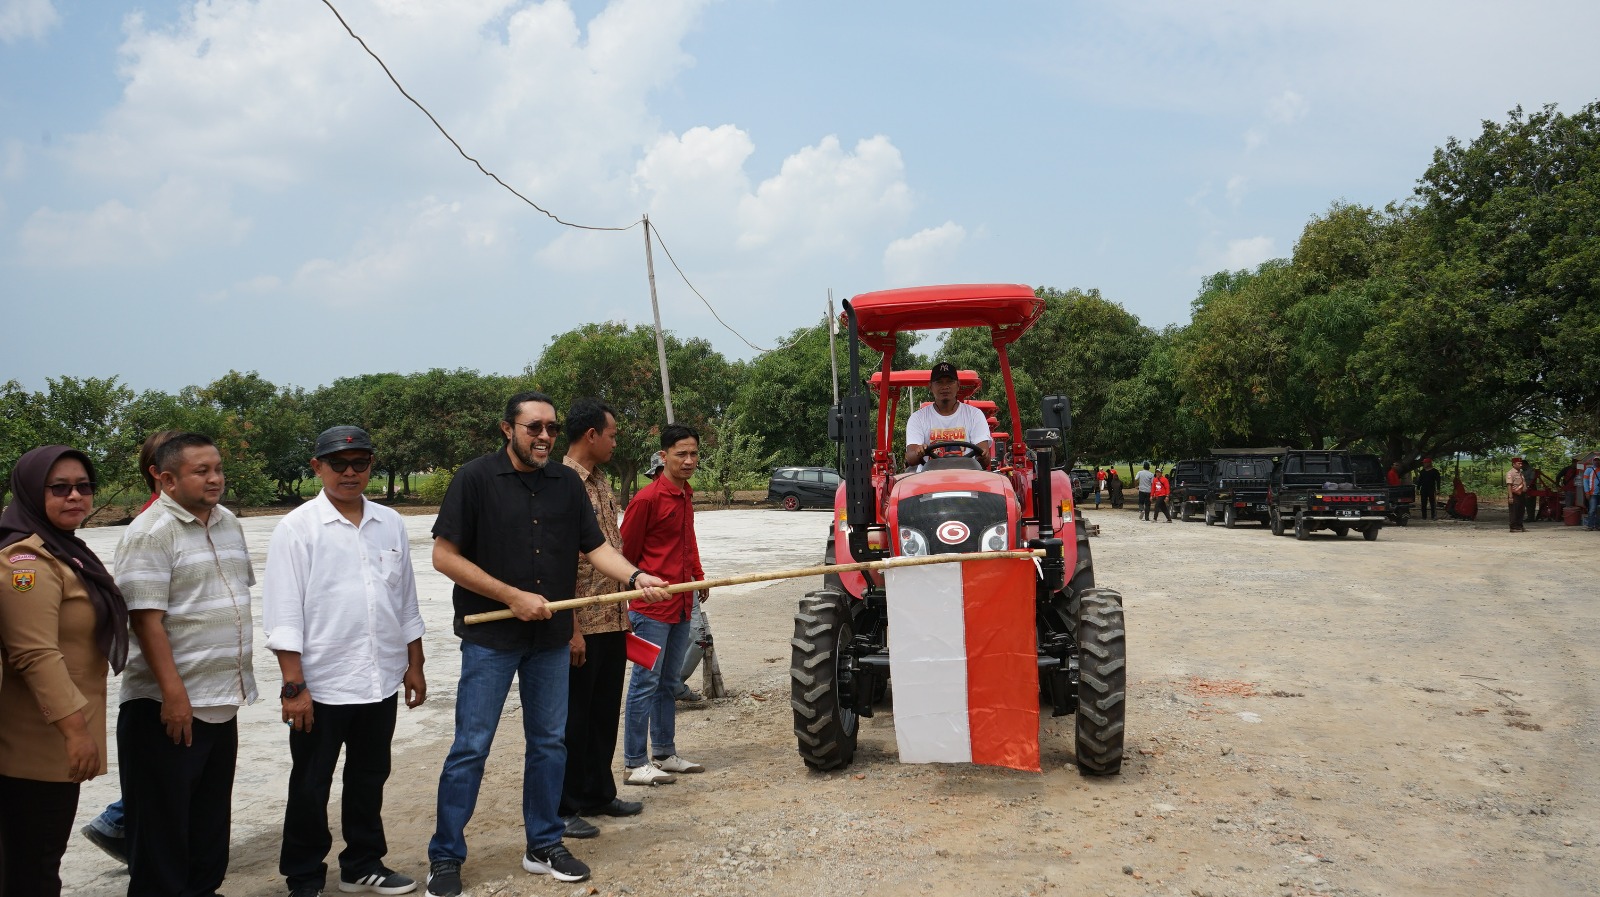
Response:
[115,432,259,897]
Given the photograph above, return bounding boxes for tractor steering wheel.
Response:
[922,440,985,462]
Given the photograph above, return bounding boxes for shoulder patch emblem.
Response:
[7,553,37,563]
[12,570,36,592]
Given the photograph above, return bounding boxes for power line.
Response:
[319,0,637,233]
[647,221,810,354]
[321,0,806,353]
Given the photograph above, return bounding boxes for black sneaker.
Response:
[522,843,590,883]
[339,867,416,894]
[288,886,322,897]
[80,825,129,865]
[425,861,461,897]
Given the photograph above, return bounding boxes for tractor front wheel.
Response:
[790,591,858,770]
[1075,588,1126,776]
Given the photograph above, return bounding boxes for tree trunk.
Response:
[386,471,396,501]
[403,472,412,495]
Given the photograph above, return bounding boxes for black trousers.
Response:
[1509,500,1526,531]
[281,694,398,890]
[560,630,626,816]
[0,775,79,897]
[118,698,237,897]
[1137,492,1151,518]
[1420,491,1438,518]
[1151,497,1171,521]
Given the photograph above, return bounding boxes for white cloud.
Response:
[1266,89,1309,125]
[1225,175,1248,207]
[0,0,58,43]
[1221,236,1275,270]
[1243,128,1266,152]
[883,222,966,286]
[737,135,913,256]
[18,176,248,266]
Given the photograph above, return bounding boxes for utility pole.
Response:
[642,214,674,423]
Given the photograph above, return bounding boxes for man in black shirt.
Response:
[425,391,667,894]
[1415,457,1443,520]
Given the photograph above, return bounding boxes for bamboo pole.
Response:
[463,548,1047,625]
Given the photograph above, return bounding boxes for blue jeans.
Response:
[623,612,694,768]
[429,640,569,863]
[1587,495,1599,529]
[90,799,126,838]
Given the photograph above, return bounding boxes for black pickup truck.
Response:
[1169,458,1217,521]
[1349,453,1415,526]
[1269,450,1387,540]
[1204,454,1278,527]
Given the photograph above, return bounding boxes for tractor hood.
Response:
[887,469,1019,557]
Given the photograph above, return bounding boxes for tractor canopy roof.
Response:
[870,368,983,398]
[845,283,1044,352]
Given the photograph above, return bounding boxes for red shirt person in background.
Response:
[619,425,708,786]
[1149,469,1173,522]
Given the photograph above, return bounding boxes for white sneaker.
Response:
[653,754,705,774]
[625,764,677,786]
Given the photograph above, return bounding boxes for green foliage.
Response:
[531,321,740,502]
[939,287,1152,465]
[697,413,775,504]
[416,468,454,504]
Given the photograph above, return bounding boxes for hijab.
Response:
[0,445,129,673]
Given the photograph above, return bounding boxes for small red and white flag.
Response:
[885,557,1040,771]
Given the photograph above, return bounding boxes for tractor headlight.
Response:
[980,522,1008,551]
[899,527,929,557]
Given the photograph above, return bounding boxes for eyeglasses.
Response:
[46,482,97,498]
[322,458,373,473]
[511,420,562,437]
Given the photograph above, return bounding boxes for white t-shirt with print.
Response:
[906,402,993,463]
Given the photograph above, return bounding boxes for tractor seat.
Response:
[922,456,985,472]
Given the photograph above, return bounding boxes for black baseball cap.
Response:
[929,361,958,382]
[314,425,374,458]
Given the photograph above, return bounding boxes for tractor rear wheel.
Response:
[1074,588,1126,776]
[790,591,858,770]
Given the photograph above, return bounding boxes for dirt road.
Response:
[63,507,1598,896]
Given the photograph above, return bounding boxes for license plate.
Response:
[1339,509,1357,517]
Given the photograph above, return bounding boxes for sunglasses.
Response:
[511,420,563,437]
[47,482,97,498]
[322,458,373,473]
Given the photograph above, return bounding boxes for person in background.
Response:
[1415,458,1442,521]
[1149,468,1172,522]
[1583,458,1599,532]
[1134,463,1154,520]
[557,400,643,841]
[1093,466,1104,509]
[1558,457,1581,515]
[1106,468,1124,509]
[1506,457,1528,534]
[0,446,129,897]
[1386,462,1402,487]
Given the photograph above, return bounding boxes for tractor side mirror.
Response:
[827,405,842,442]
[1040,395,1071,432]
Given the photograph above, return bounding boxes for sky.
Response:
[2,0,1597,393]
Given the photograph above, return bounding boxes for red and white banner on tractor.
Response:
[885,557,1040,771]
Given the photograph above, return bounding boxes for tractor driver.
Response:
[904,362,993,472]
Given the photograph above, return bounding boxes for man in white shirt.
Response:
[904,362,993,471]
[264,426,427,897]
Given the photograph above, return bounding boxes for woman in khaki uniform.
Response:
[0,445,129,897]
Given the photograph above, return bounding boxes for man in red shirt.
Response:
[619,425,708,786]
[1149,468,1173,522]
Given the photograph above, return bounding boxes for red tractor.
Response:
[793,284,1126,775]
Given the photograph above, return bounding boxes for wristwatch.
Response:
[280,681,306,699]
[628,570,643,589]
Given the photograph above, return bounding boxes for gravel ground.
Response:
[61,505,1599,896]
